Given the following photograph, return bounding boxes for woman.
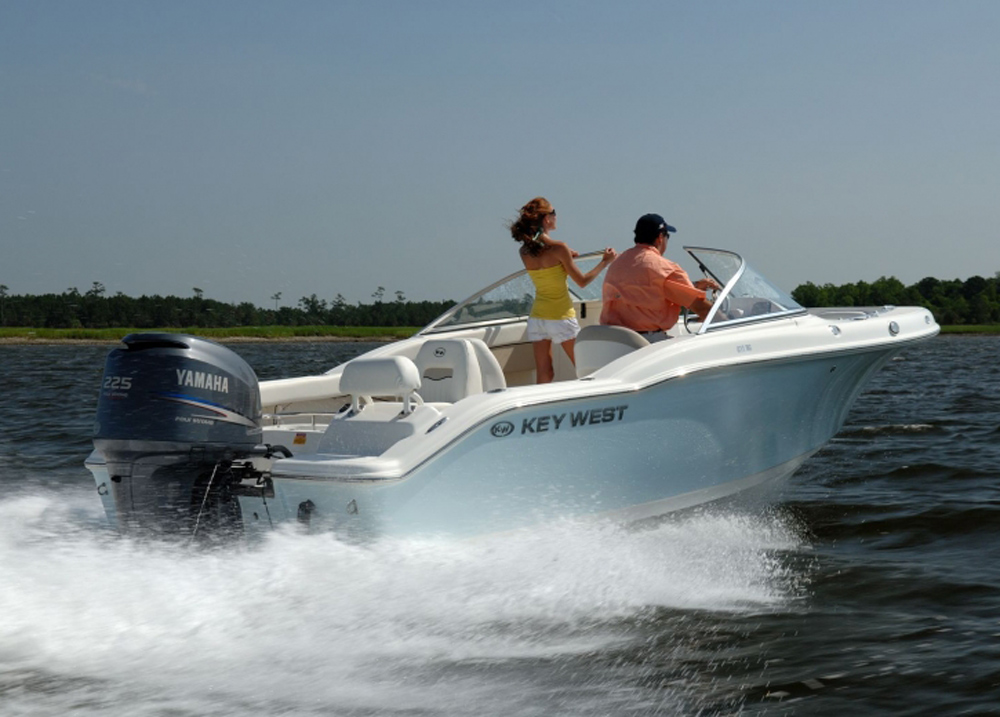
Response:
[510,197,617,383]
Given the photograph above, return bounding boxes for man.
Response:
[600,213,718,340]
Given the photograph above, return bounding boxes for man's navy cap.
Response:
[634,213,677,239]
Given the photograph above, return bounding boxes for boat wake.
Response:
[838,423,939,438]
[0,488,807,716]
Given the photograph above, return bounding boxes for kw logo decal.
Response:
[490,421,515,437]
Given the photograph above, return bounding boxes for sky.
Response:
[1,1,998,307]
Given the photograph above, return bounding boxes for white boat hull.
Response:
[237,343,897,539]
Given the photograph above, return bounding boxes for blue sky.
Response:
[1,1,997,306]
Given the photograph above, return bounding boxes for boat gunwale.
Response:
[267,313,937,483]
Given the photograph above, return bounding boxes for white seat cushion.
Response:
[575,325,650,377]
[340,356,421,397]
[413,338,506,403]
[340,356,422,413]
[414,339,480,403]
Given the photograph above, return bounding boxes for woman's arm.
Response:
[557,245,618,288]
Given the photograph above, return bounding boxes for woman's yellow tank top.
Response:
[527,264,575,320]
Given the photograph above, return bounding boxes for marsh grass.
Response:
[939,325,1000,334]
[0,325,421,342]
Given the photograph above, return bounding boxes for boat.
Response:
[85,246,940,540]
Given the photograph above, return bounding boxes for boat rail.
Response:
[809,306,897,321]
[263,412,339,428]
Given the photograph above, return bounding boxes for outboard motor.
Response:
[93,333,264,538]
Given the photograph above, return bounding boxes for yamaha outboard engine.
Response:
[93,333,263,538]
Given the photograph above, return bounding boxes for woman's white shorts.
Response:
[527,317,580,343]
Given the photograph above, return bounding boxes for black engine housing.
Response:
[93,333,263,536]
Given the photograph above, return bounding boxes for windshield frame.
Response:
[684,246,806,334]
[421,250,608,334]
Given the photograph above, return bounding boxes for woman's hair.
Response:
[509,197,553,256]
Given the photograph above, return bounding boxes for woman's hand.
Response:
[567,246,617,288]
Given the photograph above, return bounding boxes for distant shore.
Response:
[0,326,420,345]
[0,335,403,346]
[936,325,1000,335]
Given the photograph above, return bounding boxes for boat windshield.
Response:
[422,247,801,335]
[685,247,805,333]
[424,252,607,332]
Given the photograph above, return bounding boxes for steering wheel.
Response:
[709,286,730,317]
[682,307,701,334]
[683,286,730,333]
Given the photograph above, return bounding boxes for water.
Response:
[0,336,997,715]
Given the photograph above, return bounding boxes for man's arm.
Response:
[687,295,713,321]
[661,270,712,320]
[690,277,719,319]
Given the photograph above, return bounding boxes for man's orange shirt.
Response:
[600,244,705,331]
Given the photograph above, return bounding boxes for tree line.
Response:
[790,273,1000,325]
[1,271,998,329]
[0,283,456,329]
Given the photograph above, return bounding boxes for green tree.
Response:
[298,294,328,323]
[791,281,823,307]
[870,276,906,306]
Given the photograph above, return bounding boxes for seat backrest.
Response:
[414,338,505,403]
[468,338,506,392]
[575,325,650,377]
[339,356,422,413]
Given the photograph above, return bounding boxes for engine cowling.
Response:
[93,333,263,536]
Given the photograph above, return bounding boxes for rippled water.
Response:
[1,336,997,715]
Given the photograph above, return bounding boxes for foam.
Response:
[0,491,804,715]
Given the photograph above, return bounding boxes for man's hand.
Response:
[694,278,721,292]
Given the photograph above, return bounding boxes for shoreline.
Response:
[0,335,401,346]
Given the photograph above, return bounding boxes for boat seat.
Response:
[575,325,650,377]
[317,355,443,456]
[339,355,422,414]
[317,401,441,456]
[414,338,506,403]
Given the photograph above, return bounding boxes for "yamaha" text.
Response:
[176,369,230,393]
